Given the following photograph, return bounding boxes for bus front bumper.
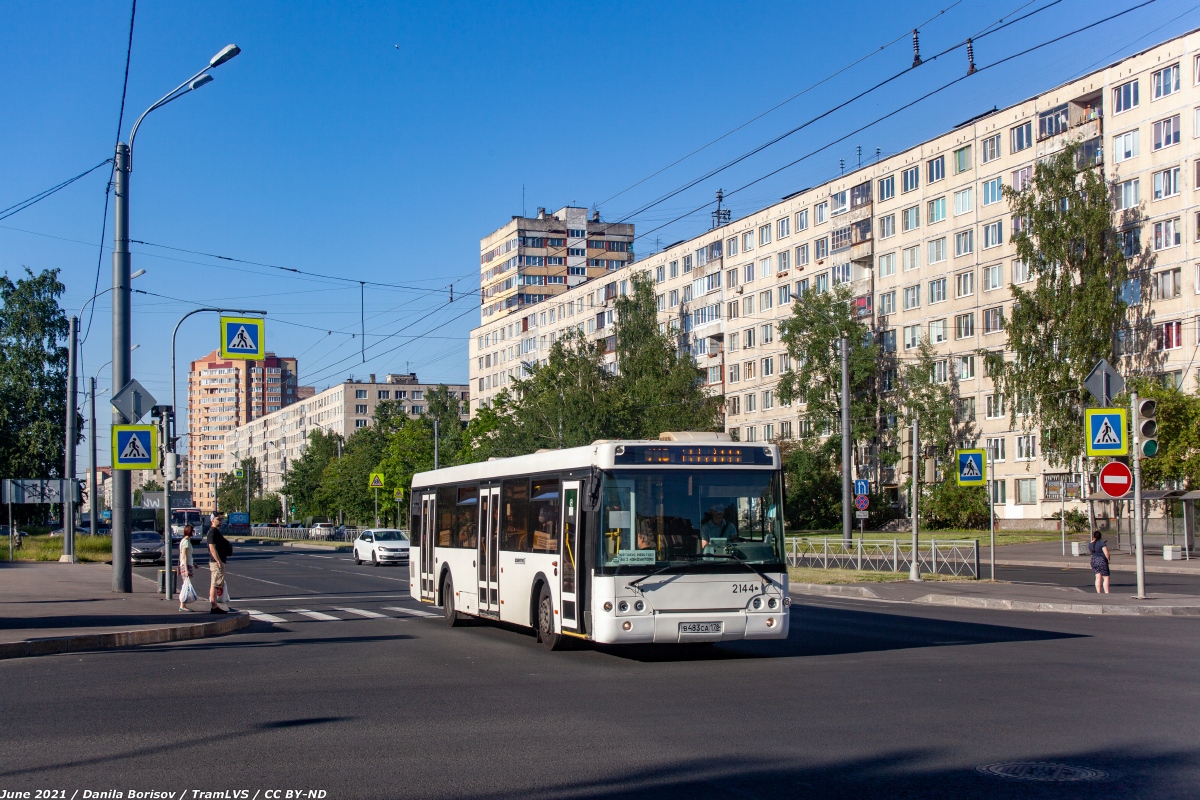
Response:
[592,608,789,644]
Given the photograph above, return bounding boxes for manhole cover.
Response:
[977,762,1108,782]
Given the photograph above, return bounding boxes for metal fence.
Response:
[244,526,361,542]
[786,537,980,579]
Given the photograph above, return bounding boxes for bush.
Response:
[922,480,989,530]
[1051,508,1089,533]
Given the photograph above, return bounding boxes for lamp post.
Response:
[111,44,240,594]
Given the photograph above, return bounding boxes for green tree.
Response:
[250,493,282,524]
[1122,378,1200,489]
[0,269,74,491]
[134,479,163,507]
[777,283,887,461]
[895,339,978,467]
[779,438,843,530]
[985,142,1133,466]
[282,429,342,518]
[216,457,262,513]
[315,401,405,524]
[375,387,469,522]
[920,480,989,530]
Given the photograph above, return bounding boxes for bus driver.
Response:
[700,503,737,549]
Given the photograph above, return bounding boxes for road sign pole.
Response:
[162,411,172,601]
[1132,391,1146,599]
[375,488,379,527]
[910,416,920,582]
[841,335,851,546]
[988,449,995,581]
[89,377,98,540]
[62,315,78,563]
[111,142,132,593]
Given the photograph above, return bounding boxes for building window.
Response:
[902,166,919,193]
[1012,166,1032,191]
[902,246,920,272]
[879,290,896,315]
[878,252,896,277]
[1039,104,1069,139]
[879,214,895,239]
[987,437,1006,462]
[902,206,920,232]
[903,285,921,311]
[955,270,974,298]
[983,220,1003,249]
[959,356,976,380]
[728,364,740,383]
[928,237,947,264]
[1011,121,1032,153]
[796,244,809,266]
[830,190,848,217]
[1115,178,1140,211]
[992,479,1007,504]
[1151,268,1182,300]
[929,319,946,343]
[1154,218,1181,250]
[814,238,828,260]
[669,290,679,308]
[1119,228,1141,258]
[355,389,367,399]
[928,196,946,223]
[355,404,368,414]
[1113,79,1139,113]
[981,134,1001,163]
[954,188,973,216]
[1113,129,1139,162]
[986,394,1005,419]
[927,156,945,183]
[1154,115,1181,150]
[1153,64,1180,99]
[355,419,368,429]
[881,329,897,353]
[955,230,974,257]
[1153,167,1181,200]
[1012,260,1031,284]
[934,360,948,384]
[795,208,809,231]
[878,175,895,201]
[954,145,971,174]
[832,263,851,285]
[762,357,774,377]
[929,277,947,304]
[777,216,790,239]
[1157,320,1183,350]
[1013,478,1037,504]
[983,264,1003,292]
[982,178,1003,206]
[955,313,975,339]
[1016,434,1037,461]
[903,324,921,350]
[984,307,1004,334]
[759,224,772,246]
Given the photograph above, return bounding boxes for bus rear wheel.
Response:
[537,585,565,651]
[441,573,461,627]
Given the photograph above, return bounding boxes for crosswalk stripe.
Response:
[290,608,341,621]
[382,605,439,618]
[246,609,287,623]
[335,607,387,618]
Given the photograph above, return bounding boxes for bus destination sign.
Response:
[613,445,774,466]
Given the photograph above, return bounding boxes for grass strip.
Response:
[787,566,975,585]
[1,534,113,563]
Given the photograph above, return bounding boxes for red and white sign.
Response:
[1098,461,1133,498]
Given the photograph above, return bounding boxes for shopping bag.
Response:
[214,579,233,610]
[179,576,198,605]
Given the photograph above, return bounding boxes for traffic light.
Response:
[900,426,913,476]
[1135,398,1158,458]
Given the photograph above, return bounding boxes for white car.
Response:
[354,529,410,566]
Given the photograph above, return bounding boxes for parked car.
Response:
[311,522,335,540]
[50,526,92,538]
[353,529,410,566]
[130,532,166,565]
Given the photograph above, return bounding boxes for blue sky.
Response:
[3,0,1198,465]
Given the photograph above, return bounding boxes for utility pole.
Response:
[89,377,98,539]
[111,143,133,592]
[910,416,921,582]
[988,448,995,581]
[61,316,79,563]
[245,462,251,517]
[433,419,440,470]
[841,335,851,544]
[1131,391,1146,599]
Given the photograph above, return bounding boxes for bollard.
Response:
[931,539,937,575]
[893,539,899,572]
[857,537,863,570]
[823,537,828,569]
[974,539,980,579]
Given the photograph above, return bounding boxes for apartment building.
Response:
[480,206,635,323]
[223,373,471,496]
[187,349,308,512]
[469,30,1200,524]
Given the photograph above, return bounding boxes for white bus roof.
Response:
[411,438,779,490]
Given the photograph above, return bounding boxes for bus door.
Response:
[419,491,437,602]
[559,480,582,632]
[477,485,500,616]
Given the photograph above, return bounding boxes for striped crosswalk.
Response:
[242,604,439,625]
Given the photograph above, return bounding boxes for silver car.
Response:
[130,532,165,565]
[353,529,410,566]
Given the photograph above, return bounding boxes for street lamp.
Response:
[111,44,240,593]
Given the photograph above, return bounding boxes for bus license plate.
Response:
[680,622,722,635]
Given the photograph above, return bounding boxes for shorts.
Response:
[1090,554,1110,577]
[209,559,226,588]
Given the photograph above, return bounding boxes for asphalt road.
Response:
[4,545,1198,799]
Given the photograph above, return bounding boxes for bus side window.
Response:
[529,479,560,553]
[436,486,457,547]
[457,486,479,548]
[501,479,531,552]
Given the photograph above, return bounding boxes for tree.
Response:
[216,457,261,513]
[134,479,163,507]
[778,438,843,530]
[985,142,1134,466]
[315,401,405,524]
[375,388,469,521]
[0,268,73,487]
[897,339,978,461]
[921,481,989,530]
[250,493,282,524]
[1122,378,1200,489]
[777,283,887,461]
[282,429,342,518]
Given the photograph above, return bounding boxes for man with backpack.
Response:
[207,513,233,614]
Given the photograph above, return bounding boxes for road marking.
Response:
[237,593,412,603]
[335,607,387,618]
[290,608,341,621]
[327,567,409,583]
[383,605,439,618]
[246,609,287,623]
[310,555,335,559]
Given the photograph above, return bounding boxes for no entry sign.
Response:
[1098,461,1133,498]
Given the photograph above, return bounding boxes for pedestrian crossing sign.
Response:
[369,473,385,489]
[112,424,159,470]
[955,449,986,486]
[1085,408,1127,457]
[219,316,265,360]
[394,487,405,501]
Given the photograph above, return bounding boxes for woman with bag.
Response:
[178,524,198,611]
[1089,530,1111,594]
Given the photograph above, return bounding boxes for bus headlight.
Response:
[603,601,613,612]
[766,618,776,627]
[767,597,778,609]
[634,600,644,612]
[752,598,762,609]
[618,601,629,612]
[622,621,632,631]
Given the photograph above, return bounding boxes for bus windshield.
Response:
[597,469,785,573]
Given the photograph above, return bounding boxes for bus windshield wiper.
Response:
[700,552,776,587]
[626,554,705,590]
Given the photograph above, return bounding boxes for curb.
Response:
[0,611,251,661]
[282,542,352,552]
[995,558,1200,576]
[913,593,1200,616]
[789,583,880,599]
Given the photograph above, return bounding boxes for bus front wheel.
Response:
[537,585,565,651]
[441,573,462,627]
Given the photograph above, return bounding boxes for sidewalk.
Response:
[791,578,1200,616]
[993,540,1199,575]
[0,562,249,659]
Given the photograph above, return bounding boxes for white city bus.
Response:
[409,432,790,649]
